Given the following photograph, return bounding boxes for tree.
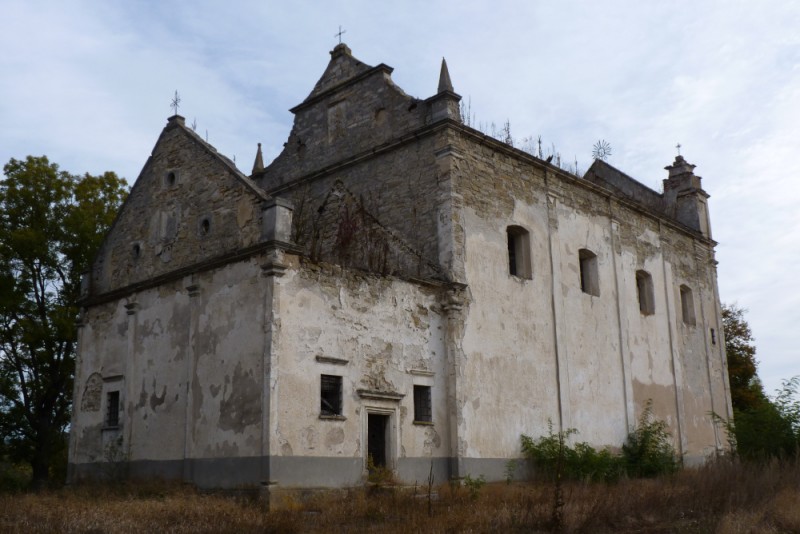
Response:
[721,303,799,459]
[721,303,765,412]
[0,156,127,487]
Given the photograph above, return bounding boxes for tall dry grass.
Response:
[1,460,798,533]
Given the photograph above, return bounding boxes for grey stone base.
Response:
[68,455,531,490]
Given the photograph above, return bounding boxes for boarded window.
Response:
[105,391,120,427]
[414,385,432,423]
[579,248,600,296]
[636,270,655,315]
[507,225,531,279]
[321,375,343,416]
[680,285,696,325]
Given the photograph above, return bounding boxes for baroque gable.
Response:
[87,116,269,298]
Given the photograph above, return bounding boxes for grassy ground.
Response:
[1,460,799,533]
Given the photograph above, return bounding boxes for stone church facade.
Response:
[68,44,732,492]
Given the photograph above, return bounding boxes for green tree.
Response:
[0,156,127,488]
[721,303,799,459]
[721,303,765,412]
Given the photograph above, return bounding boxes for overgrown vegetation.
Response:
[2,461,799,533]
[459,98,584,176]
[521,402,678,485]
[721,304,800,460]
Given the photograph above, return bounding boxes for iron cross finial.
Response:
[171,90,181,116]
[676,143,682,156]
[335,25,346,44]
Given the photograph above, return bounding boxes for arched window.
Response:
[507,226,531,279]
[680,285,696,325]
[579,248,599,296]
[636,270,655,315]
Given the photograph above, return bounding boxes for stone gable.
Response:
[88,116,267,297]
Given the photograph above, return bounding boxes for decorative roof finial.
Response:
[170,90,181,116]
[438,57,454,93]
[252,142,264,174]
[676,142,682,156]
[335,25,346,45]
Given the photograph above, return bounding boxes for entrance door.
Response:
[367,413,389,468]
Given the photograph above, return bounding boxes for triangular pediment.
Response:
[87,116,269,298]
[302,43,373,104]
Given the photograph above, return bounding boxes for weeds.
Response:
[521,422,624,483]
[366,455,395,487]
[622,400,679,477]
[522,403,679,483]
[462,474,486,500]
[2,461,799,533]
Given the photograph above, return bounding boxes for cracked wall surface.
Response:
[70,43,730,489]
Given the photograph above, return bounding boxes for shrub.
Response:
[462,474,486,500]
[523,402,679,483]
[622,400,679,477]
[521,421,624,483]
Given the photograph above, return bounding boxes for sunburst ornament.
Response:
[592,139,613,161]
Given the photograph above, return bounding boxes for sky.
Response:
[2,0,799,395]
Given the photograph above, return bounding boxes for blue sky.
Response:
[2,0,799,395]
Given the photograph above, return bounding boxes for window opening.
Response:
[579,248,599,296]
[636,270,655,315]
[320,375,342,416]
[506,225,531,279]
[200,217,210,235]
[680,285,696,325]
[106,391,120,427]
[711,328,716,345]
[413,385,432,423]
[165,171,176,187]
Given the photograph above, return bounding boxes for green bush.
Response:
[522,403,679,483]
[622,401,679,477]
[0,460,31,493]
[521,422,624,483]
[716,377,800,461]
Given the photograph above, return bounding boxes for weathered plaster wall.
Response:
[71,257,268,486]
[449,130,726,466]
[70,299,130,465]
[271,259,448,486]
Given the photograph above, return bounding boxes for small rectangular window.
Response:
[321,375,343,416]
[710,328,716,345]
[636,270,655,315]
[680,285,696,325]
[579,248,600,296]
[414,385,432,423]
[106,391,120,427]
[507,226,532,279]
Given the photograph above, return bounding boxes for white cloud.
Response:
[2,0,798,392]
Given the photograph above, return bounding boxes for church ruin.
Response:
[68,43,732,495]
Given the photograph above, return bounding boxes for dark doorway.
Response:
[367,413,389,468]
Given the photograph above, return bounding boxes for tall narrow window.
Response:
[680,285,696,325]
[579,248,599,296]
[413,385,432,423]
[507,225,531,279]
[105,391,120,427]
[636,270,655,315]
[320,375,343,416]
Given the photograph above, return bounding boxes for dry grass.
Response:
[1,460,799,533]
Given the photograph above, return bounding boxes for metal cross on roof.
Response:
[171,90,181,116]
[676,143,682,156]
[335,25,346,44]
